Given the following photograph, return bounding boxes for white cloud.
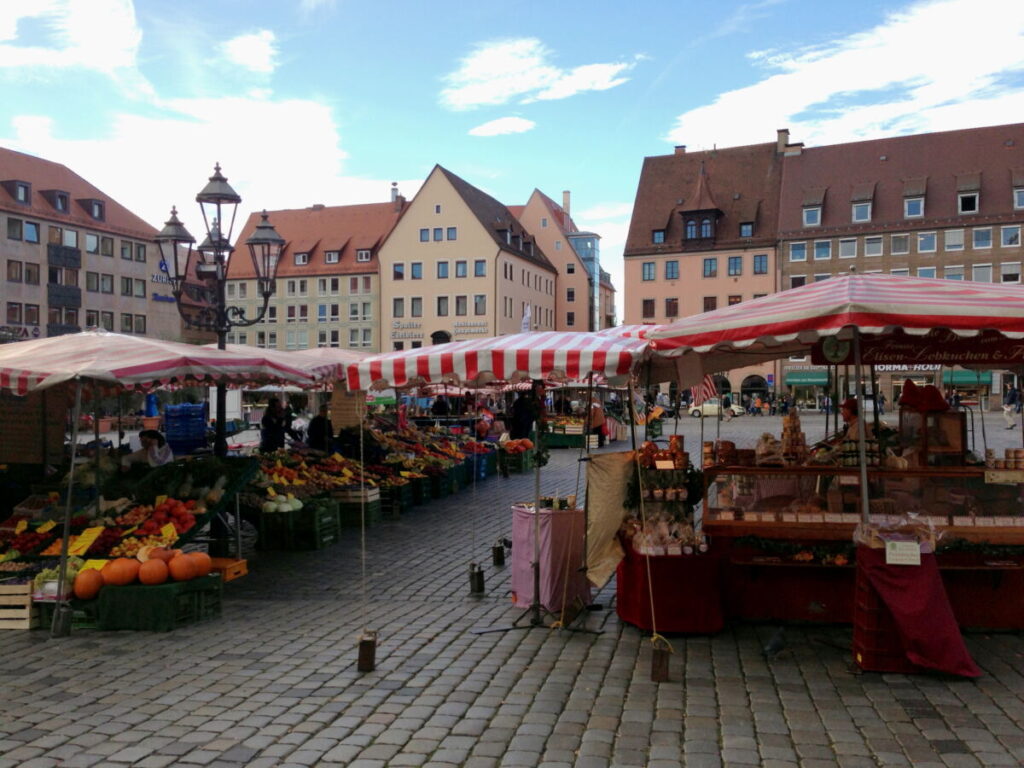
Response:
[666,0,1024,149]
[468,117,536,137]
[221,30,278,74]
[441,38,637,111]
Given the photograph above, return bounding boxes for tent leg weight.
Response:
[491,545,505,567]
[469,563,485,595]
[357,631,377,672]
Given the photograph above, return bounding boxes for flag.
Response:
[520,304,532,333]
[690,374,717,406]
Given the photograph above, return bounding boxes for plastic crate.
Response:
[381,484,414,519]
[499,450,533,474]
[35,600,98,631]
[258,500,340,550]
[338,499,382,528]
[429,472,451,499]
[409,477,428,505]
[485,452,497,477]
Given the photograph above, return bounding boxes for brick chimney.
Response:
[674,145,687,154]
[562,190,571,217]
[776,128,789,154]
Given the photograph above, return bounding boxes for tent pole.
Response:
[52,379,83,638]
[531,402,543,627]
[853,331,871,524]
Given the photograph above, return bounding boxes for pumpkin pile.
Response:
[501,438,533,454]
[70,548,213,599]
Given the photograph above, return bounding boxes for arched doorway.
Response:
[431,330,451,345]
[741,375,768,400]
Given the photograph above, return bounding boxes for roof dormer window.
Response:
[294,252,309,265]
[958,192,979,215]
[56,193,68,211]
[90,200,105,221]
[15,182,29,204]
[325,251,339,263]
[802,207,821,227]
[356,249,371,262]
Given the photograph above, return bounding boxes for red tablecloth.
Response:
[857,546,981,678]
[616,544,724,634]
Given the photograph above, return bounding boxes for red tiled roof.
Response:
[226,200,407,279]
[625,142,783,256]
[684,163,720,213]
[0,146,156,238]
[778,123,1024,237]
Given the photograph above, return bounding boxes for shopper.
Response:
[590,396,607,448]
[306,403,334,452]
[261,397,301,453]
[1004,385,1019,429]
[121,430,174,470]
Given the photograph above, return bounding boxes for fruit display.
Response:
[8,530,57,557]
[501,438,534,454]
[108,534,178,558]
[31,556,84,595]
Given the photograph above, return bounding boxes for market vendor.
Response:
[120,430,174,470]
[260,397,301,453]
[306,403,334,452]
[839,397,873,441]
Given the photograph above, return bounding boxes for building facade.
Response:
[624,138,783,400]
[225,195,407,352]
[0,147,194,343]
[376,166,556,351]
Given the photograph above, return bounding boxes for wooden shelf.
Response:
[704,464,987,479]
[704,519,1024,544]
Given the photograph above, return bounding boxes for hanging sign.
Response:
[811,329,1024,366]
[885,540,921,566]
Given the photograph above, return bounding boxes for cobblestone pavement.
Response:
[4,419,1024,768]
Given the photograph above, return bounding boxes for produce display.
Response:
[501,438,533,454]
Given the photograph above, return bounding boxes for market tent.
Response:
[205,342,364,381]
[595,324,670,339]
[345,331,661,391]
[0,330,316,395]
[646,273,1024,386]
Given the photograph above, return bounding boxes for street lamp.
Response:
[156,163,284,456]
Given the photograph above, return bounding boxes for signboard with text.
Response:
[811,329,1024,367]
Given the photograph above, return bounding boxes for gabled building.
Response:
[226,191,407,351]
[511,190,616,331]
[0,147,198,342]
[377,165,556,349]
[624,135,784,399]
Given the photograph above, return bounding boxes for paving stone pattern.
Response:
[3,417,1024,768]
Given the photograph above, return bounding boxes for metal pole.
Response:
[214,269,228,457]
[531,409,543,627]
[52,380,83,638]
[853,330,871,524]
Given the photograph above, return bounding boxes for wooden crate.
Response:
[0,584,37,630]
[210,557,248,582]
[331,487,380,503]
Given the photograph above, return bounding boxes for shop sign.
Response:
[811,330,1024,367]
[0,325,41,339]
[391,330,423,339]
[151,293,177,303]
[391,320,423,340]
[454,320,489,335]
[151,273,171,284]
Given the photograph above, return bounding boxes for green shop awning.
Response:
[785,370,829,386]
[942,369,992,386]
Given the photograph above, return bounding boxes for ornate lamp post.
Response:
[155,164,284,456]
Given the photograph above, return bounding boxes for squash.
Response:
[188,552,213,578]
[168,554,196,582]
[73,568,104,600]
[101,558,139,586]
[139,559,169,586]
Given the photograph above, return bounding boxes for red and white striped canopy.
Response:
[646,274,1024,385]
[207,343,366,381]
[595,324,669,339]
[345,331,651,391]
[0,330,316,395]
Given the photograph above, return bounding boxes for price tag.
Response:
[36,520,57,533]
[68,527,103,556]
[81,559,108,572]
[14,519,27,533]
[160,523,178,542]
[885,540,921,566]
[781,512,798,523]
[975,517,997,527]
[267,487,277,497]
[824,513,845,524]
[121,525,137,537]
[654,459,675,470]
[952,516,975,527]
[155,495,168,506]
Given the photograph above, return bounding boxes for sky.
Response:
[1,0,1023,321]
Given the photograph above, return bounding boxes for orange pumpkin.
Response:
[168,554,196,582]
[147,548,174,563]
[138,558,169,586]
[187,552,213,578]
[73,568,104,600]
[101,557,139,586]
[521,439,534,450]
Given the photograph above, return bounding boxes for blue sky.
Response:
[2,0,1023,319]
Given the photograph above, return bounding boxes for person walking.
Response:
[877,393,886,415]
[590,396,607,448]
[1004,385,1019,429]
[722,393,733,422]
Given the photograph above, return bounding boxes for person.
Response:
[121,430,173,470]
[839,397,873,440]
[877,393,886,415]
[510,390,536,440]
[753,395,763,416]
[1004,385,1019,429]
[722,393,733,421]
[431,395,450,417]
[590,396,607,448]
[474,402,495,439]
[306,403,334,452]
[553,394,573,416]
[261,397,300,453]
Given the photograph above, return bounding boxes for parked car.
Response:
[690,398,744,418]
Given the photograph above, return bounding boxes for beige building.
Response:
[0,147,200,343]
[512,190,616,331]
[225,195,407,351]
[377,166,556,350]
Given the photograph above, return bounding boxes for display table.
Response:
[510,504,590,614]
[615,544,724,634]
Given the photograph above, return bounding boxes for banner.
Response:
[811,330,1024,367]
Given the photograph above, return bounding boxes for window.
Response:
[972,264,992,283]
[541,217,548,228]
[566,263,575,275]
[944,266,964,280]
[25,263,38,284]
[852,202,871,223]
[121,312,133,332]
[904,197,924,218]
[1015,189,1024,209]
[100,274,113,294]
[24,222,39,243]
[652,230,665,244]
[702,258,717,278]
[336,304,345,322]
[566,311,576,327]
[120,276,132,296]
[267,306,277,322]
[325,251,339,264]
[641,299,655,318]
[286,305,297,323]
[752,254,768,274]
[917,232,937,253]
[685,220,697,239]
[393,263,405,280]
[728,295,742,306]
[944,229,964,251]
[958,192,978,214]
[91,201,104,220]
[722,256,739,276]
[642,262,655,281]
[226,283,236,299]
[393,341,404,352]
[447,227,457,241]
[703,296,717,312]
[319,304,329,323]
[7,260,21,282]
[813,241,831,260]
[917,266,936,279]
[789,242,807,262]
[839,238,856,259]
[392,298,404,318]
[85,271,98,292]
[437,261,449,279]
[349,303,359,320]
[700,218,712,238]
[348,277,359,294]
[555,241,562,250]
[815,273,832,282]
[1003,225,1021,248]
[419,228,429,242]
[455,295,467,316]
[566,288,575,303]
[864,236,883,257]
[973,228,992,249]
[661,260,678,280]
[6,302,20,324]
[455,261,467,278]
[55,193,67,212]
[665,298,678,318]
[131,243,144,262]
[790,275,806,289]
[363,276,371,292]
[802,207,821,227]
[134,279,145,298]
[14,183,28,203]
[294,252,309,265]
[437,296,449,316]
[474,260,486,277]
[6,218,21,240]
[100,311,113,331]
[21,303,37,325]
[121,241,132,260]
[474,295,486,315]
[411,297,423,318]
[891,234,909,255]
[356,249,372,262]
[134,315,146,334]
[1002,263,1021,283]
[739,222,753,238]
[433,228,443,242]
